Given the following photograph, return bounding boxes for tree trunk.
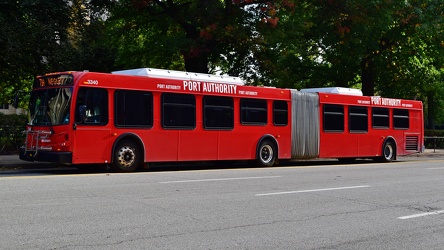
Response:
[427,93,435,129]
[361,56,375,96]
[181,27,212,74]
[183,55,209,73]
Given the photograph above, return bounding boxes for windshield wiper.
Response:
[30,105,52,126]
[29,105,43,125]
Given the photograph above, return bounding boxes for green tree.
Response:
[107,0,297,75]
[2,0,444,126]
[0,0,114,106]
[265,1,444,93]
[0,0,71,104]
[67,0,116,72]
[262,0,444,126]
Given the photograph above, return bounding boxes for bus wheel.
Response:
[111,140,141,172]
[257,140,277,167]
[381,141,395,162]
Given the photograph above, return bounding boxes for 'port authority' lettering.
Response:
[371,96,402,107]
[183,81,237,94]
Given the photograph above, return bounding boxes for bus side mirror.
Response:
[79,105,87,122]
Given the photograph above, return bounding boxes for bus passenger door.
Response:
[73,87,111,164]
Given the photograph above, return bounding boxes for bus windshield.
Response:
[29,88,72,126]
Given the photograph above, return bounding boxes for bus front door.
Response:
[73,87,110,164]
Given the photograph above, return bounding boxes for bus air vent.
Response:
[405,136,419,151]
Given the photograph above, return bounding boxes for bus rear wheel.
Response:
[111,140,142,172]
[256,140,277,167]
[381,141,395,162]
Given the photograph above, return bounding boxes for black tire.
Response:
[111,140,142,172]
[256,140,277,167]
[381,141,395,162]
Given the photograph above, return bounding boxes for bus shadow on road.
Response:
[141,158,378,172]
[0,158,409,176]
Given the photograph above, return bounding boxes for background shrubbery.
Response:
[0,114,27,154]
[424,130,444,149]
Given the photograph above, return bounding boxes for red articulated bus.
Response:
[19,68,424,172]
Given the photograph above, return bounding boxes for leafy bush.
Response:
[0,113,27,154]
[424,129,444,149]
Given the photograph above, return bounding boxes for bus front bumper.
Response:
[19,149,72,164]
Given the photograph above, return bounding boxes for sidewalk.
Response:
[408,148,444,157]
[1,149,443,170]
[0,154,62,169]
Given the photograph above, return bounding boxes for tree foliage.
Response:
[107,0,299,75]
[0,0,114,105]
[0,0,70,103]
[1,0,444,127]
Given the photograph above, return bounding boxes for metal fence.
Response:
[424,136,444,152]
[0,125,25,153]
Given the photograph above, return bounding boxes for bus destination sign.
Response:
[34,74,74,88]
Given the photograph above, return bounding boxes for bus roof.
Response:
[112,68,245,85]
[300,87,363,96]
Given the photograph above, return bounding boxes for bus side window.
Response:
[203,96,234,130]
[393,109,409,129]
[273,100,288,126]
[75,87,108,125]
[115,90,153,128]
[161,93,196,129]
[372,107,389,129]
[323,104,344,132]
[240,98,267,125]
[349,106,368,133]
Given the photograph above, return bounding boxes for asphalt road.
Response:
[1,157,444,249]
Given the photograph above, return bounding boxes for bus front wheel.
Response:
[381,141,395,162]
[111,140,142,172]
[256,140,277,167]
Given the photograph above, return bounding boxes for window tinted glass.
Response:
[162,93,196,129]
[372,107,389,129]
[115,90,153,128]
[75,87,108,125]
[323,104,344,132]
[203,96,234,129]
[240,98,267,125]
[349,106,368,132]
[273,101,288,126]
[393,109,409,129]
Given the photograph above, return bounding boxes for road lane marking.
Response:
[255,185,371,196]
[160,175,281,184]
[426,167,444,170]
[398,210,444,220]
